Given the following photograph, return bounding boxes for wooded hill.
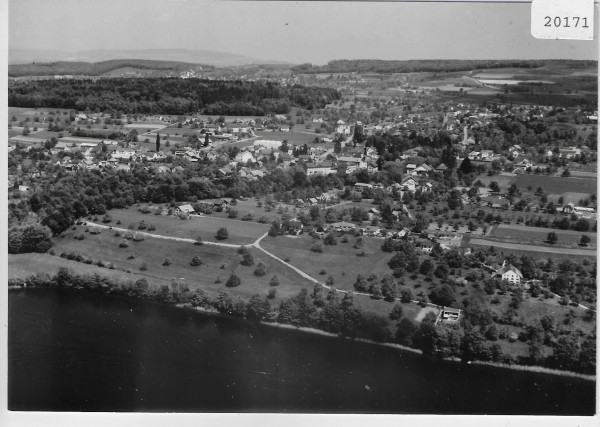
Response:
[8,78,340,115]
[8,59,213,77]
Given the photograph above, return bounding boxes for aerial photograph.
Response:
[4,0,598,422]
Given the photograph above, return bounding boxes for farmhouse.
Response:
[495,261,524,285]
[178,204,195,214]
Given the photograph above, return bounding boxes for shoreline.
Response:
[9,286,596,382]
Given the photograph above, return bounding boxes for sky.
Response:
[7,0,599,64]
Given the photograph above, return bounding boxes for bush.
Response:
[226,274,241,288]
[268,288,277,299]
[269,275,280,286]
[190,255,202,266]
[132,234,145,242]
[311,242,323,253]
[163,258,171,266]
[140,262,148,271]
[76,233,85,240]
[119,239,129,248]
[324,233,337,245]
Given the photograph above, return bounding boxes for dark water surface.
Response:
[8,288,596,414]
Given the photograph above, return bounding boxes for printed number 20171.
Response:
[544,16,589,28]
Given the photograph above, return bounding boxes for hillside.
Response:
[8,59,213,78]
[9,48,287,69]
[292,59,597,74]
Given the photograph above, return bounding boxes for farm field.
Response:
[491,223,597,247]
[101,207,270,245]
[468,238,596,258]
[260,234,395,292]
[511,174,597,196]
[51,226,315,302]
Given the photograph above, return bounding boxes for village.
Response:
[7,62,598,375]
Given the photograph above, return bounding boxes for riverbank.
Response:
[8,284,596,382]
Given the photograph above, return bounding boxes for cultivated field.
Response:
[468,238,596,258]
[511,175,597,196]
[491,223,597,247]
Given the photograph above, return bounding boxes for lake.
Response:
[8,288,596,414]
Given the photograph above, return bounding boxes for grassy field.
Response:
[8,253,141,282]
[512,175,597,196]
[50,226,315,302]
[491,224,597,247]
[102,207,269,245]
[260,234,395,292]
[13,227,418,319]
[254,130,325,145]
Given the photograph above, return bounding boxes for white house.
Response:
[496,261,524,285]
[234,151,256,164]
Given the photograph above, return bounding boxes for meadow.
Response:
[101,207,270,245]
[260,234,396,291]
[511,175,597,196]
[50,225,314,302]
[491,224,596,247]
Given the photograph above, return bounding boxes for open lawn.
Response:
[51,226,315,302]
[491,224,596,247]
[8,129,23,138]
[103,207,270,245]
[260,234,395,292]
[254,130,325,145]
[511,175,597,196]
[474,172,515,189]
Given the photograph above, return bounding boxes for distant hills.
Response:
[9,48,288,68]
[8,59,214,78]
[292,59,598,74]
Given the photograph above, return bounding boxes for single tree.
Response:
[225,274,241,288]
[215,227,229,240]
[156,133,160,152]
[269,275,280,287]
[580,235,591,246]
[546,232,558,244]
[254,262,266,276]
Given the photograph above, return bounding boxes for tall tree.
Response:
[156,133,161,152]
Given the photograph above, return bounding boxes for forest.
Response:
[291,59,561,74]
[7,78,341,115]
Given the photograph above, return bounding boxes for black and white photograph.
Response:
[3,0,598,422]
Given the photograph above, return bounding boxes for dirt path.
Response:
[85,222,241,249]
[86,221,389,300]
